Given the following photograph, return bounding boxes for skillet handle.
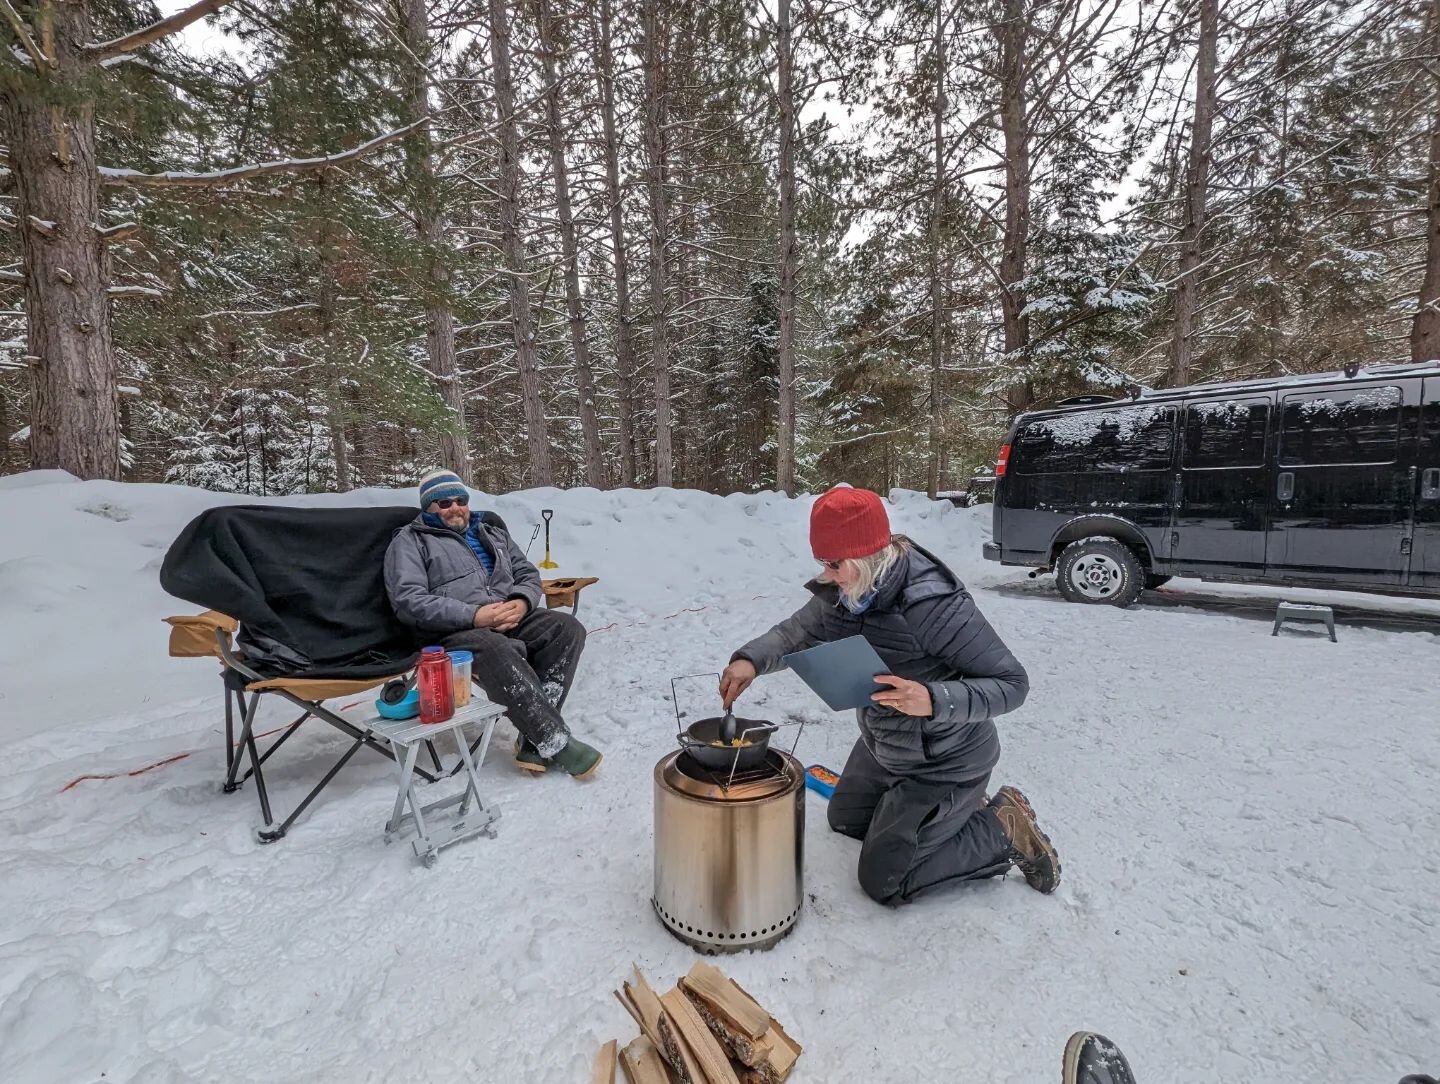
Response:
[669,672,721,738]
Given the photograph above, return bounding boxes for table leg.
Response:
[386,741,421,836]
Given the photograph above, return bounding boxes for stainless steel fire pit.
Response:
[652,748,805,954]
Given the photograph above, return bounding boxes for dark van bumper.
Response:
[982,541,1001,563]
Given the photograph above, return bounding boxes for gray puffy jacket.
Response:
[383,512,545,635]
[733,541,1028,780]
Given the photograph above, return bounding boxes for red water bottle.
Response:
[417,647,454,724]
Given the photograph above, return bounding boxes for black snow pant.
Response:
[827,737,1014,905]
[441,607,586,759]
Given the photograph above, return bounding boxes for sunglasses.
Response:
[434,495,470,510]
[819,559,844,571]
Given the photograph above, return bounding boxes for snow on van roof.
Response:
[1022,359,1440,420]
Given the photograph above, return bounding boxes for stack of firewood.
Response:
[592,961,803,1084]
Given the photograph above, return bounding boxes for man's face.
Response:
[428,496,470,530]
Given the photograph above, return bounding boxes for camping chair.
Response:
[163,610,440,842]
[160,504,491,843]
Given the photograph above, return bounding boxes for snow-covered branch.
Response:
[99,118,427,189]
[84,0,235,63]
[109,285,164,299]
[1,1,52,70]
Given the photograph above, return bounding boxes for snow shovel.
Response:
[537,508,559,569]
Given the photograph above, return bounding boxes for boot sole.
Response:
[1062,1031,1086,1084]
[514,759,547,774]
[995,785,1061,894]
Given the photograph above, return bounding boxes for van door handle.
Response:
[1277,472,1294,501]
[1423,468,1440,501]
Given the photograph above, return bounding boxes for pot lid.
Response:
[657,749,802,802]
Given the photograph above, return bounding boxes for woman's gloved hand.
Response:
[719,659,757,709]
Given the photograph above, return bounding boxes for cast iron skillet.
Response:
[679,715,778,773]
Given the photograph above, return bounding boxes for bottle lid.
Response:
[421,645,444,655]
[448,650,473,664]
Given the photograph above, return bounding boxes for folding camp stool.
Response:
[361,699,505,866]
[1272,602,1337,643]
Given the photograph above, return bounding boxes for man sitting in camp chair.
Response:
[383,470,603,779]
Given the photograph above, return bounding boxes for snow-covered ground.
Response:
[1,472,1436,1083]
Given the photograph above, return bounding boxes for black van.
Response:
[982,362,1440,606]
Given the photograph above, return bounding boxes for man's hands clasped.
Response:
[474,599,528,632]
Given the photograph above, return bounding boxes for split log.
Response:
[622,965,667,1046]
[660,987,740,1084]
[593,1039,618,1084]
[619,1036,671,1084]
[680,962,769,1039]
[657,1014,705,1084]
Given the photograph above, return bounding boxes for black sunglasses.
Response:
[819,558,843,570]
[434,495,470,510]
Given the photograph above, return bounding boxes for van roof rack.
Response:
[1056,394,1118,406]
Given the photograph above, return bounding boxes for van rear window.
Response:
[1279,387,1401,466]
[1012,405,1175,474]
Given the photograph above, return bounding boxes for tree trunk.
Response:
[404,0,468,480]
[927,0,946,499]
[4,1,120,479]
[592,0,638,487]
[488,0,553,486]
[1168,0,1219,386]
[1414,0,1440,362]
[996,0,1032,415]
[776,0,799,497]
[537,0,606,489]
[641,0,673,488]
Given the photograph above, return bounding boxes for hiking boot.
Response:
[513,736,548,774]
[1062,1032,1136,1084]
[990,785,1061,894]
[549,737,603,780]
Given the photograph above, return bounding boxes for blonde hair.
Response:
[838,536,910,608]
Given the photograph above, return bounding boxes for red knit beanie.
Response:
[810,486,891,561]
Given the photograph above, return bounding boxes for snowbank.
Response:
[0,474,1436,1082]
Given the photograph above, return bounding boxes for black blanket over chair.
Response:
[160,504,450,842]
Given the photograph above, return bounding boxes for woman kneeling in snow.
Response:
[720,486,1059,905]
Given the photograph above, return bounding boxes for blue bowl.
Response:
[375,687,420,720]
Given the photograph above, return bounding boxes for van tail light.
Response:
[995,443,1011,477]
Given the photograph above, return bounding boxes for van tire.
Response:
[1144,574,1172,590]
[1056,538,1144,607]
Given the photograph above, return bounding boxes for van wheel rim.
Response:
[1072,554,1123,600]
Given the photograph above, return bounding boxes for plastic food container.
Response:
[449,650,473,707]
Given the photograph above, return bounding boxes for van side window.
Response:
[1279,387,1401,466]
[1183,400,1269,468]
[1012,405,1174,475]
[1083,405,1175,471]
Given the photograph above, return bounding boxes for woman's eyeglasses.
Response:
[819,559,843,571]
[435,496,470,510]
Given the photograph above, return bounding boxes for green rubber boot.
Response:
[514,735,548,774]
[549,737,603,780]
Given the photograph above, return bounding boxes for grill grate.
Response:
[675,750,789,794]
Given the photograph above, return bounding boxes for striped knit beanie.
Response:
[418,470,468,508]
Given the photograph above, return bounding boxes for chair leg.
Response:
[238,711,310,785]
[224,687,236,776]
[224,693,262,794]
[257,736,366,844]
